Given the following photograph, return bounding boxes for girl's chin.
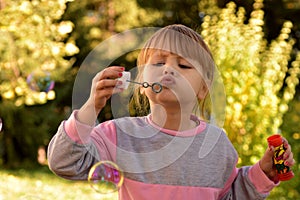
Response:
[150,92,180,104]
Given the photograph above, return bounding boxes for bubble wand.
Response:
[126,80,162,93]
[117,71,163,93]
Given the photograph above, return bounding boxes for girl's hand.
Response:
[90,66,125,113]
[259,137,295,182]
[77,66,124,125]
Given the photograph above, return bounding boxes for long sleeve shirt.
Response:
[47,111,278,200]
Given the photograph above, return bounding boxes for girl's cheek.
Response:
[143,65,162,82]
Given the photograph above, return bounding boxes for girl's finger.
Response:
[96,79,119,90]
[284,152,295,166]
[282,137,290,149]
[100,66,124,80]
[283,145,291,160]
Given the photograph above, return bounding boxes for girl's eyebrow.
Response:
[152,51,167,58]
[152,50,188,61]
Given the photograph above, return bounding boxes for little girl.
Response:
[48,24,294,199]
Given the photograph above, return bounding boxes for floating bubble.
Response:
[88,161,124,194]
[26,72,55,92]
[0,118,2,131]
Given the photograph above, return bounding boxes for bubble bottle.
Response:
[267,134,294,181]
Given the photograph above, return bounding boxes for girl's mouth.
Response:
[160,75,176,86]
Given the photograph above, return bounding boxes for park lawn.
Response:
[0,167,118,200]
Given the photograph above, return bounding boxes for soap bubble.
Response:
[26,72,55,92]
[88,161,124,194]
[0,118,2,131]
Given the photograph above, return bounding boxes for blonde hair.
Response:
[130,24,215,120]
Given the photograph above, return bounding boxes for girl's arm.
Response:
[220,164,278,200]
[47,66,124,179]
[221,138,294,200]
[47,110,118,180]
[47,115,99,180]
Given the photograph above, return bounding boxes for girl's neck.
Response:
[150,104,197,131]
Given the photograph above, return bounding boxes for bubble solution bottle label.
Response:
[267,134,294,181]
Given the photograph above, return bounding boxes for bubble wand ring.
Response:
[126,80,163,93]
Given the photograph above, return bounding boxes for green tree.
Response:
[62,0,163,67]
[0,0,78,167]
[0,0,78,105]
[200,0,300,198]
[276,92,300,199]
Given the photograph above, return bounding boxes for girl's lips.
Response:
[160,76,176,86]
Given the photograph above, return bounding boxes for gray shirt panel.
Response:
[114,116,238,188]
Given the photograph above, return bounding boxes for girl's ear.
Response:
[197,80,210,100]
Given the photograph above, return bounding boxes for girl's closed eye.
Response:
[179,64,192,69]
[153,62,165,67]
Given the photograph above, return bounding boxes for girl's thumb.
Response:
[266,146,275,159]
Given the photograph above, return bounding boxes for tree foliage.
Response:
[200,0,300,198]
[201,0,300,164]
[0,0,78,106]
[62,0,163,68]
[0,0,77,167]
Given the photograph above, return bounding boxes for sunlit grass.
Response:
[1,166,297,199]
[0,167,118,200]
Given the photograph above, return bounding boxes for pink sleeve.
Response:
[64,110,94,144]
[64,110,118,161]
[248,162,279,193]
[91,120,117,161]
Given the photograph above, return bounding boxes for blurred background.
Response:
[0,0,299,199]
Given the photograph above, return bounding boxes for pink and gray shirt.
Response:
[48,111,278,200]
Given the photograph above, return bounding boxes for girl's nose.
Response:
[163,65,176,76]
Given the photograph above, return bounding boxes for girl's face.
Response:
[140,50,208,108]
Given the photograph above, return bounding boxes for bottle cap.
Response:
[267,134,283,147]
[278,170,294,181]
[117,71,131,89]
